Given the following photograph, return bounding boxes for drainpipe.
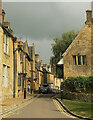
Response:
[24,55,26,99]
[13,38,17,98]
[24,55,26,88]
[25,55,26,73]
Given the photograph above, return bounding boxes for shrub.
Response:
[63,76,93,93]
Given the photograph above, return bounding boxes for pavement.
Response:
[0,93,35,116]
[6,94,74,119]
[1,94,92,120]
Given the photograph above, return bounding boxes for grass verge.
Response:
[62,99,93,119]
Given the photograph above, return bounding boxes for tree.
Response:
[51,30,78,77]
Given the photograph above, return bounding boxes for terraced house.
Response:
[0,8,16,100]
[63,10,93,79]
[35,54,44,90]
[28,43,36,92]
[23,40,31,94]
[0,7,32,99]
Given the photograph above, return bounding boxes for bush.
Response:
[62,90,92,102]
[63,76,93,93]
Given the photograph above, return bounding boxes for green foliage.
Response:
[51,30,78,77]
[52,30,78,60]
[63,76,93,93]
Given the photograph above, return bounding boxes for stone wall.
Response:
[63,10,93,79]
[0,27,3,100]
[2,31,14,100]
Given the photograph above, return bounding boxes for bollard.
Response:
[61,90,63,100]
[24,88,26,99]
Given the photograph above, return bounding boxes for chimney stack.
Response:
[35,54,39,63]
[18,38,23,46]
[86,9,92,24]
[2,9,5,23]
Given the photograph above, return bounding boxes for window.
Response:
[2,65,9,88]
[20,52,23,63]
[78,56,81,65]
[18,74,21,86]
[82,56,86,65]
[73,55,86,66]
[3,34,9,54]
[24,55,26,73]
[73,56,76,65]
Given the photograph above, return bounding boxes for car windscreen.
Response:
[43,85,49,87]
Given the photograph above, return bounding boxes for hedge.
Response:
[63,76,93,93]
[62,89,93,102]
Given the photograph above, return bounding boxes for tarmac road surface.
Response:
[5,94,77,119]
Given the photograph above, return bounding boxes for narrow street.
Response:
[6,94,75,119]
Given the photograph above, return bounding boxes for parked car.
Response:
[52,88,59,94]
[39,84,50,94]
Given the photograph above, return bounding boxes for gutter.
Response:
[54,97,92,120]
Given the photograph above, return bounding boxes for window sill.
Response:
[4,52,10,57]
[73,64,87,66]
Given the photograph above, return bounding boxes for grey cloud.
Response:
[3,2,91,39]
[2,2,91,63]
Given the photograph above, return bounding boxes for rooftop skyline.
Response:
[2,2,91,64]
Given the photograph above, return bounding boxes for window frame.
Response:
[78,56,81,65]
[2,65,9,88]
[73,56,76,65]
[18,74,21,86]
[3,33,9,55]
[82,56,86,65]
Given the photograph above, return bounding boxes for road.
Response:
[5,94,76,119]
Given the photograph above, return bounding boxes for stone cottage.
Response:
[63,10,93,79]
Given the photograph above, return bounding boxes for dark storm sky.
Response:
[2,1,91,64]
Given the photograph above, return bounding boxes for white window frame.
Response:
[3,33,9,54]
[2,65,9,88]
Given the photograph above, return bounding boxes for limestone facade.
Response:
[23,40,31,93]
[1,10,15,100]
[63,10,93,79]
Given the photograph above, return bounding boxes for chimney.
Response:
[18,38,23,46]
[0,0,2,23]
[32,43,34,47]
[35,54,39,63]
[2,9,5,23]
[86,10,92,24]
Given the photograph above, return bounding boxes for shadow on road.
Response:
[38,94,56,98]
